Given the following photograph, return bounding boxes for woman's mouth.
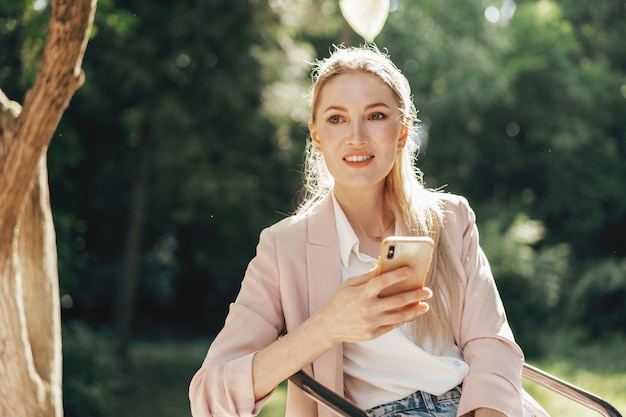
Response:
[344,155,373,162]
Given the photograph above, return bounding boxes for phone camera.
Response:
[386,245,395,259]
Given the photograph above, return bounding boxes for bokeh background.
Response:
[1,0,625,416]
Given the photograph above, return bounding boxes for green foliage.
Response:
[479,212,571,356]
[108,339,211,417]
[379,0,626,260]
[0,0,49,98]
[501,1,626,257]
[2,0,625,348]
[45,0,305,333]
[62,322,123,417]
[564,257,626,337]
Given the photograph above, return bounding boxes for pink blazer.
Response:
[189,193,545,417]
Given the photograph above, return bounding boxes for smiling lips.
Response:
[344,154,374,163]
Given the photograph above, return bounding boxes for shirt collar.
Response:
[331,192,362,268]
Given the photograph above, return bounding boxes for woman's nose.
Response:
[347,120,368,145]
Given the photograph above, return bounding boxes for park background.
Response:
[1,0,625,416]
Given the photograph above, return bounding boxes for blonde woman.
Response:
[190,45,545,417]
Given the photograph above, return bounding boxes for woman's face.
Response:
[309,71,408,196]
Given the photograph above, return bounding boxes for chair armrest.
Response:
[289,364,623,417]
[289,371,368,417]
[522,363,622,417]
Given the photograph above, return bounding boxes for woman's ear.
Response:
[398,120,410,150]
[309,119,321,150]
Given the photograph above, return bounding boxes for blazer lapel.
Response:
[305,195,344,399]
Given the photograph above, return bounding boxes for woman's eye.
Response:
[328,115,342,124]
[370,112,387,120]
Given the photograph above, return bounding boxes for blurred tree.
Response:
[377,0,519,195]
[502,0,626,258]
[5,0,623,358]
[377,0,625,258]
[565,257,626,337]
[376,0,626,341]
[0,1,96,416]
[48,0,313,349]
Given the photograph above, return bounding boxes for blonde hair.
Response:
[297,45,458,353]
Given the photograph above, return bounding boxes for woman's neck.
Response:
[333,188,394,242]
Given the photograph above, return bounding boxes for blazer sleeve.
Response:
[189,227,285,417]
[444,196,525,417]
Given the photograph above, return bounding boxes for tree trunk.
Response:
[115,122,152,358]
[0,1,97,416]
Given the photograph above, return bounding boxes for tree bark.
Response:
[0,1,97,416]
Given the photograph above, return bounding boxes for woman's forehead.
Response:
[316,71,400,107]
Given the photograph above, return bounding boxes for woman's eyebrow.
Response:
[322,102,392,113]
[322,105,347,113]
[364,102,392,110]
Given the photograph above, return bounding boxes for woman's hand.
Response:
[252,266,431,400]
[314,266,432,344]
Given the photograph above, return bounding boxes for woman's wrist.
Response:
[472,408,507,417]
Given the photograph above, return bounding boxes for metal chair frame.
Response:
[289,363,622,417]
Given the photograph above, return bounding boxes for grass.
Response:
[111,338,212,417]
[110,334,625,417]
[523,361,626,417]
[523,332,626,417]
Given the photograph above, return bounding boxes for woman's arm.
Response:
[252,266,432,399]
[443,195,525,417]
[190,225,432,415]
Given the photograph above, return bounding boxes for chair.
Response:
[289,362,622,417]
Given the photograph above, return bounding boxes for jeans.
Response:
[366,386,537,417]
[366,386,462,417]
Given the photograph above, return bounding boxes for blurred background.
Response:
[1,0,625,416]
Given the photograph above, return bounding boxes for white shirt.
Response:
[331,193,470,410]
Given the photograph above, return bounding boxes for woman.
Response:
[190,45,545,417]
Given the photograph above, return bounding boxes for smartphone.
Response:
[374,236,435,297]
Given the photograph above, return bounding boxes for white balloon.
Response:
[339,0,390,43]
